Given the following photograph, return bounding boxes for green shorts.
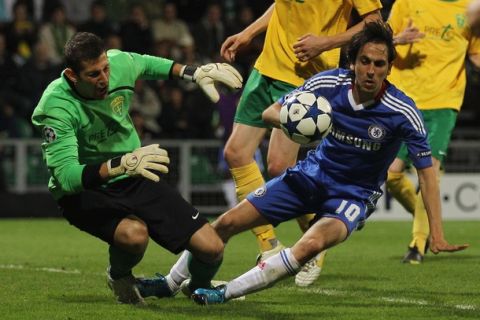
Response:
[397,109,457,166]
[235,69,297,128]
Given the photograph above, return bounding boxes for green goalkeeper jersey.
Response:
[31,49,174,200]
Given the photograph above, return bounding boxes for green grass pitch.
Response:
[0,218,478,320]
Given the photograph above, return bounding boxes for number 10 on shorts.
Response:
[335,200,361,222]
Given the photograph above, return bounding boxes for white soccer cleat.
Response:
[295,251,326,287]
[180,279,193,297]
[107,271,145,305]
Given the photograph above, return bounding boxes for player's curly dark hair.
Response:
[347,20,396,65]
[64,32,105,73]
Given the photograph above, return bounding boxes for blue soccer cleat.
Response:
[191,285,227,305]
[136,273,176,298]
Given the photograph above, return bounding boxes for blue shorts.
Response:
[246,173,369,235]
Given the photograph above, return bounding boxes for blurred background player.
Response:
[31,32,242,304]
[190,21,469,305]
[220,0,382,287]
[386,0,480,263]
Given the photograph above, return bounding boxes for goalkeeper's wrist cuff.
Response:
[179,65,197,82]
[82,163,104,189]
[106,156,125,177]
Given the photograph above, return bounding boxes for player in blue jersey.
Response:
[153,21,468,304]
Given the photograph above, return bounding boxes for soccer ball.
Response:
[279,90,332,144]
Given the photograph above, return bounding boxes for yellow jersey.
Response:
[388,0,480,111]
[254,0,382,87]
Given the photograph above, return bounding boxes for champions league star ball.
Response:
[279,90,332,145]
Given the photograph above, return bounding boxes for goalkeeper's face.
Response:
[74,52,110,100]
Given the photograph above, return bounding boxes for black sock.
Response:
[108,245,144,280]
[188,255,222,291]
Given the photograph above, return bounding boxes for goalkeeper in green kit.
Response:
[31,32,243,305]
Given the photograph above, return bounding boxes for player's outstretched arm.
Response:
[293,9,382,62]
[103,144,170,182]
[171,63,243,103]
[466,5,480,72]
[468,52,480,71]
[416,166,469,254]
[468,0,480,36]
[220,4,274,62]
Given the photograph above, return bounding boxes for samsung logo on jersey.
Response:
[330,126,382,151]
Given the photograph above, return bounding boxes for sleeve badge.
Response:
[43,127,57,143]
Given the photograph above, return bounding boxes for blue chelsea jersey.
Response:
[280,68,432,193]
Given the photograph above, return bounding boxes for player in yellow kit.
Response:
[220,0,382,286]
[386,0,480,263]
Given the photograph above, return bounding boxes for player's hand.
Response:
[293,33,333,62]
[193,63,243,103]
[107,144,169,182]
[429,237,469,254]
[393,19,425,45]
[467,0,480,36]
[220,32,252,62]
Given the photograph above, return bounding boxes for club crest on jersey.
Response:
[253,186,266,197]
[110,96,124,115]
[456,14,465,28]
[367,124,385,141]
[43,127,57,143]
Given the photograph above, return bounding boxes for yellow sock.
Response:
[296,214,315,233]
[251,225,278,251]
[409,191,429,255]
[386,171,416,214]
[230,162,278,252]
[230,161,265,202]
[315,250,327,268]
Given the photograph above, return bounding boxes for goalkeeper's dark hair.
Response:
[64,32,105,74]
[347,21,396,65]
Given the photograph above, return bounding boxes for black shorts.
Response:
[58,177,208,254]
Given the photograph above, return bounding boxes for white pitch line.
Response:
[380,297,428,306]
[0,264,81,274]
[455,304,476,310]
[289,286,477,311]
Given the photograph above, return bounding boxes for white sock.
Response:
[166,250,191,292]
[224,248,300,300]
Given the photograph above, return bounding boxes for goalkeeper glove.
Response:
[180,63,243,103]
[106,144,169,182]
